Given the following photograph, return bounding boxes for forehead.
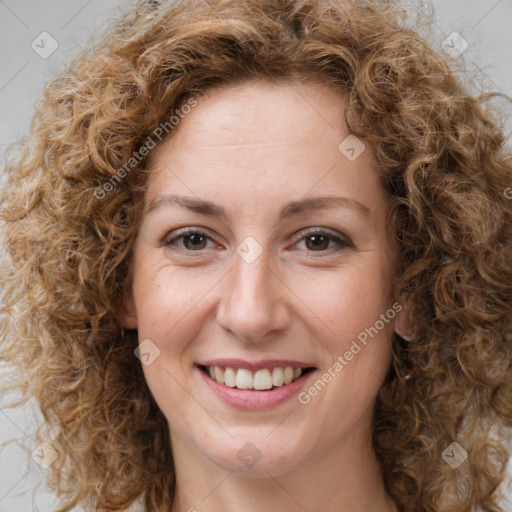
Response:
[151,79,348,154]
[144,79,385,217]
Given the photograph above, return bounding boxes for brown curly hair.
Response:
[1,0,512,510]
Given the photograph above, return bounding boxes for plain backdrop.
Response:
[1,0,511,510]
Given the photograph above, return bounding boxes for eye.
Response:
[163,228,216,252]
[293,229,352,254]
[161,227,352,256]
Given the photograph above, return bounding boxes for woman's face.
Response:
[122,79,406,475]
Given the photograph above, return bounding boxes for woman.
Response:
[1,0,511,510]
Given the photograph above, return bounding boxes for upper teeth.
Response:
[206,366,303,390]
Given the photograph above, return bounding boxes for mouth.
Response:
[197,364,316,391]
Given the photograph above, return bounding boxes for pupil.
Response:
[186,234,206,250]
[308,235,328,251]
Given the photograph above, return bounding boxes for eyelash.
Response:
[162,227,352,257]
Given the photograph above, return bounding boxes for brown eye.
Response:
[294,229,352,254]
[164,229,214,252]
[181,233,208,250]
[304,234,331,251]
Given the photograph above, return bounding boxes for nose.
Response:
[216,248,291,343]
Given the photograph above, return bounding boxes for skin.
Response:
[121,79,410,512]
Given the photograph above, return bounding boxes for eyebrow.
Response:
[144,194,371,220]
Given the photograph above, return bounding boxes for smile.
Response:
[196,358,317,409]
[199,364,314,391]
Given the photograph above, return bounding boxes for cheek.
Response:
[303,268,395,416]
[132,262,217,347]
[133,266,214,426]
[292,267,395,445]
[289,260,395,349]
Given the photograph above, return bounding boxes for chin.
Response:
[197,432,308,476]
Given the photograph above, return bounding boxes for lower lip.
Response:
[198,367,316,410]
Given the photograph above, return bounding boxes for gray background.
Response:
[1,0,511,510]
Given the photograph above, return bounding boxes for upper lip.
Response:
[197,358,316,371]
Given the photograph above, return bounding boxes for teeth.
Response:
[204,365,305,390]
[272,367,284,387]
[235,368,253,389]
[253,369,272,390]
[224,367,236,388]
[214,366,224,384]
[283,367,294,384]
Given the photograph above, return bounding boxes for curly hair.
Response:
[1,0,512,510]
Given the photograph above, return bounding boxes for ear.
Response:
[119,288,138,329]
[393,292,414,340]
